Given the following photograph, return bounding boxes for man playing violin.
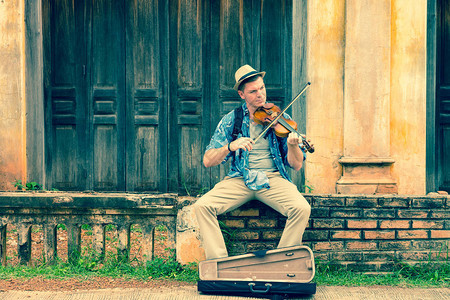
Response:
[194,64,311,260]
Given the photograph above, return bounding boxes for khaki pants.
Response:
[193,172,311,260]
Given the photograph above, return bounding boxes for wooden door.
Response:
[44,0,127,191]
[44,0,292,193]
[89,0,126,190]
[125,0,168,191]
[437,0,450,192]
[43,0,88,190]
[207,0,293,189]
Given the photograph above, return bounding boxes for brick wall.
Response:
[217,194,449,272]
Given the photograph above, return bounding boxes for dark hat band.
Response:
[238,70,259,82]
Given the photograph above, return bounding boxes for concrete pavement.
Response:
[1,285,449,300]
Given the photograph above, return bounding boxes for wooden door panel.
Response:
[209,0,291,187]
[169,0,205,193]
[126,0,166,191]
[44,0,87,190]
[90,0,125,190]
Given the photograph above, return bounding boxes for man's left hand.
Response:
[287,132,303,145]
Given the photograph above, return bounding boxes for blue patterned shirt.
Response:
[206,103,306,190]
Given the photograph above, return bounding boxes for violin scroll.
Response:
[301,137,315,153]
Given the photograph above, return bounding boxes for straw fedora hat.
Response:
[233,65,266,91]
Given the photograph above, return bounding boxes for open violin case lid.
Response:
[197,245,316,299]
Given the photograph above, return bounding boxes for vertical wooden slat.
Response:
[126,0,167,192]
[172,0,205,194]
[18,224,32,265]
[44,0,88,190]
[43,224,57,264]
[0,225,6,266]
[90,0,126,191]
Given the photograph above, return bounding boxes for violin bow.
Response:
[253,82,311,143]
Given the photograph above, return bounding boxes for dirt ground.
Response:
[1,225,192,291]
[0,277,195,292]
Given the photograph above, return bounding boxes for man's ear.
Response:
[238,90,245,100]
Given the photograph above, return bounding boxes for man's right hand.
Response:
[229,137,254,152]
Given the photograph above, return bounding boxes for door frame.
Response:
[426,0,438,193]
[25,0,46,187]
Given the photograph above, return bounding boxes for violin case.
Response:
[197,245,316,299]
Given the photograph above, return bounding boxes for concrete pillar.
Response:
[0,225,6,266]
[43,224,57,264]
[336,0,397,194]
[176,197,205,264]
[117,224,130,261]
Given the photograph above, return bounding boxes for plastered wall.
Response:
[305,0,427,195]
[0,0,25,190]
[390,0,427,194]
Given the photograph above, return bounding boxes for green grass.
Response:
[0,251,199,283]
[0,252,448,288]
[314,260,450,288]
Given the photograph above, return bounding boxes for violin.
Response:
[253,103,315,153]
[252,82,314,153]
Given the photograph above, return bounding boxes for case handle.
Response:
[248,282,272,293]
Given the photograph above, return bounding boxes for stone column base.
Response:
[336,157,398,194]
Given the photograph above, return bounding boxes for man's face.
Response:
[238,77,266,111]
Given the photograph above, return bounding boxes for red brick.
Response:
[397,251,437,261]
[346,241,377,250]
[380,220,410,229]
[430,210,450,219]
[262,230,282,240]
[313,219,345,229]
[412,220,444,229]
[364,230,395,240]
[331,230,361,239]
[379,240,411,250]
[347,220,377,229]
[363,209,395,219]
[222,219,245,228]
[397,230,428,239]
[412,240,448,249]
[230,208,259,217]
[378,198,409,208]
[235,231,259,240]
[330,209,361,218]
[313,241,345,251]
[430,230,450,239]
[303,230,329,241]
[315,197,345,207]
[248,219,277,228]
[397,209,429,219]
[331,252,363,261]
[246,242,276,252]
[311,208,330,218]
[346,198,378,208]
[412,198,444,208]
[363,251,395,261]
